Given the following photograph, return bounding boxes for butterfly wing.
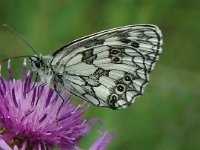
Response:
[50,24,163,109]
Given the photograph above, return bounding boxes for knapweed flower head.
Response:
[0,130,113,150]
[0,59,113,150]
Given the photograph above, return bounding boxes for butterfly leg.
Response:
[27,72,39,93]
[53,87,66,120]
[35,83,45,105]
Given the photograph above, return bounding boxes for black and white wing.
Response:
[50,24,163,109]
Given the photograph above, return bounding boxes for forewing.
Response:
[51,24,163,109]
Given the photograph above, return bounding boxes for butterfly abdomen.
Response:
[34,24,163,109]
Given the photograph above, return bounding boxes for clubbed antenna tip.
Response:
[2,24,39,56]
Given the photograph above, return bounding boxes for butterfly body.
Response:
[30,24,163,109]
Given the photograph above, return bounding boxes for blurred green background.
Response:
[0,0,200,149]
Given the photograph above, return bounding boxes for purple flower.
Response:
[0,131,114,150]
[89,131,114,150]
[0,60,113,150]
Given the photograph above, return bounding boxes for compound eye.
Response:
[30,57,42,68]
[34,60,41,68]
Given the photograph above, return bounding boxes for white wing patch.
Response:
[45,24,163,109]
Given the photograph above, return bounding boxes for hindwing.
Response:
[50,24,163,109]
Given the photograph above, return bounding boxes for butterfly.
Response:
[29,24,163,109]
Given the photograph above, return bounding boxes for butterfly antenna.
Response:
[0,55,31,65]
[3,24,39,56]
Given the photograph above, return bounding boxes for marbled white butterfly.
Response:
[28,24,163,109]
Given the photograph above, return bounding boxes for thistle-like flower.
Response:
[0,131,113,150]
[0,60,113,150]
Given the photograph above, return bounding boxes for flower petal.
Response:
[0,139,13,150]
[82,118,104,136]
[0,60,114,150]
[89,131,114,150]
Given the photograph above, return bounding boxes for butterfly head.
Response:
[29,55,51,71]
[29,55,43,70]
